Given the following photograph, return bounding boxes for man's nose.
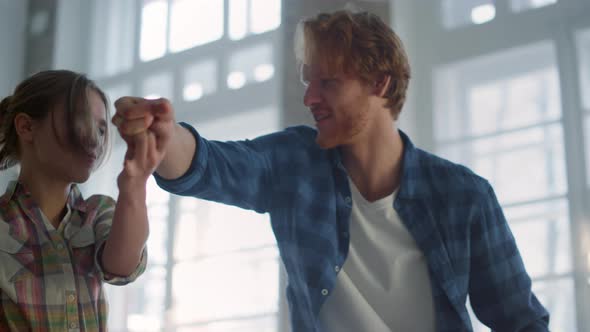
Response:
[303,82,321,107]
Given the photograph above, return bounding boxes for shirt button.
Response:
[321,289,329,296]
[56,244,64,250]
[69,322,78,328]
[67,294,76,303]
[334,265,340,272]
[344,196,352,205]
[342,231,349,238]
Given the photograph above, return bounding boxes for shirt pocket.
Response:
[0,232,38,283]
[69,226,98,276]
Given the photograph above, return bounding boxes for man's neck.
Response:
[18,166,71,228]
[341,121,404,203]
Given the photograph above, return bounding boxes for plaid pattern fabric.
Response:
[0,181,147,332]
[155,123,549,332]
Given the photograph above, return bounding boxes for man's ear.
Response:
[14,113,35,143]
[374,75,392,98]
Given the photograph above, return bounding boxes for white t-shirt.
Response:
[318,178,436,332]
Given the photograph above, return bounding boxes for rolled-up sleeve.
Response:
[91,195,148,285]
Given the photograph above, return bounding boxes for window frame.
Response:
[398,0,590,330]
[78,0,287,331]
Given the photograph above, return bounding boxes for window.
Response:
[227,43,275,90]
[229,0,281,40]
[140,0,224,61]
[89,0,136,78]
[82,0,284,330]
[441,0,496,29]
[167,108,280,330]
[183,59,217,101]
[141,72,174,100]
[139,0,167,62]
[169,0,224,52]
[510,0,558,12]
[434,42,576,331]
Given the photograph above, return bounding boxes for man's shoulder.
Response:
[281,125,318,145]
[255,125,321,152]
[409,147,491,193]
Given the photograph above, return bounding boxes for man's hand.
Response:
[113,96,195,180]
[112,97,175,156]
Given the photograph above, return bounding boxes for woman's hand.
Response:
[118,129,163,190]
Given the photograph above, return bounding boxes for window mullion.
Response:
[163,194,180,331]
[554,19,590,332]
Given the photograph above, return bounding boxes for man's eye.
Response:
[320,79,336,88]
[99,127,106,136]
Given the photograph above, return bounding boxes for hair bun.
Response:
[0,96,13,114]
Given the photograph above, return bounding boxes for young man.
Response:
[113,10,549,332]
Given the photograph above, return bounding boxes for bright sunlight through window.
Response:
[471,4,496,24]
[140,0,167,61]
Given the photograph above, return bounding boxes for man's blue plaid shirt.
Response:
[155,123,549,332]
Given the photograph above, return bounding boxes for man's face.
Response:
[301,63,373,149]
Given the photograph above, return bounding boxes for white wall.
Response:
[0,0,28,189]
[0,0,27,96]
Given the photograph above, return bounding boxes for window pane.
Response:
[250,0,281,34]
[505,199,572,278]
[174,199,275,260]
[125,266,168,332]
[439,125,567,204]
[575,28,590,187]
[586,116,590,186]
[532,278,577,332]
[140,0,168,62]
[183,59,217,101]
[467,68,561,136]
[193,107,279,140]
[435,42,560,142]
[146,177,170,265]
[171,248,279,325]
[141,71,174,100]
[577,28,590,110]
[229,0,248,40]
[227,43,274,90]
[89,0,136,77]
[510,0,557,12]
[229,0,281,40]
[177,316,277,332]
[169,0,223,52]
[441,0,495,29]
[103,83,133,106]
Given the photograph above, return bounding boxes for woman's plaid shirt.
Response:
[0,181,147,331]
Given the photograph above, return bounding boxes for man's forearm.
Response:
[155,123,197,180]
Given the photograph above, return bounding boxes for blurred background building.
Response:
[0,0,589,331]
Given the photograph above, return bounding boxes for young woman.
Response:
[0,70,160,331]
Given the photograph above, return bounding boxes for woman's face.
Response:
[31,89,107,184]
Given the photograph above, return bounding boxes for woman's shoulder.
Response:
[84,194,116,213]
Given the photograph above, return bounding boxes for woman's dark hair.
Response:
[0,70,110,170]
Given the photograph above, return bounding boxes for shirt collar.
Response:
[328,129,429,201]
[3,180,88,213]
[396,129,429,200]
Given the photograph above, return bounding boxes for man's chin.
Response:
[315,134,339,149]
